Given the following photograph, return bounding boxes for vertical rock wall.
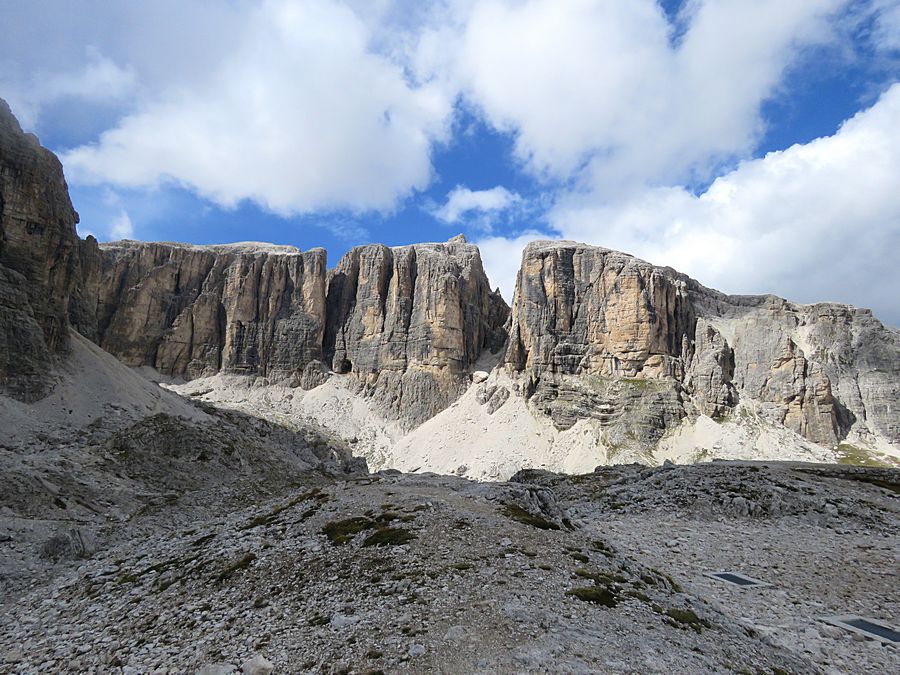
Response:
[0,99,96,401]
[505,240,900,448]
[324,236,508,428]
[96,241,328,383]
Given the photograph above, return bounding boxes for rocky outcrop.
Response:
[505,241,900,449]
[685,318,736,419]
[96,241,327,383]
[504,241,694,443]
[697,296,898,446]
[0,98,96,401]
[324,236,508,428]
[90,236,508,427]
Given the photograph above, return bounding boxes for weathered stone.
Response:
[0,98,93,401]
[324,239,509,428]
[96,241,327,382]
[475,383,510,414]
[505,241,692,380]
[505,240,899,448]
[241,654,273,675]
[296,359,330,390]
[685,318,737,419]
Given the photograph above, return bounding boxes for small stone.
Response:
[242,654,274,675]
[408,644,426,658]
[444,626,466,642]
[330,614,359,628]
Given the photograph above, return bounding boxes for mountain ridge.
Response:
[2,96,898,468]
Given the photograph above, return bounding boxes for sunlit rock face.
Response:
[324,236,509,428]
[90,235,509,428]
[505,240,899,448]
[95,240,328,383]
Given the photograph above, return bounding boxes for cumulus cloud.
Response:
[432,185,521,225]
[109,210,135,240]
[5,0,898,323]
[428,0,847,191]
[480,84,900,325]
[0,49,137,127]
[60,0,452,215]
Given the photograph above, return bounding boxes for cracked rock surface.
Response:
[3,463,897,673]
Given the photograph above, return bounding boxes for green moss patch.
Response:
[501,503,560,530]
[567,586,619,607]
[665,607,710,633]
[362,527,416,547]
[322,517,375,545]
[835,443,900,468]
[216,552,257,583]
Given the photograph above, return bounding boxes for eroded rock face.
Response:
[0,99,96,401]
[324,237,509,428]
[504,241,693,440]
[686,318,737,419]
[506,240,899,448]
[96,241,327,382]
[505,241,693,379]
[698,296,899,446]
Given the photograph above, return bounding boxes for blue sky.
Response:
[2,0,899,324]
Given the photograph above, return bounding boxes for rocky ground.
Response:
[2,461,897,673]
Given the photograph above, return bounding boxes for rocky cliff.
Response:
[324,236,508,427]
[96,241,328,384]
[91,235,507,428]
[3,93,896,458]
[504,240,900,451]
[0,99,98,401]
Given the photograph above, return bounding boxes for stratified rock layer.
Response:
[91,236,508,428]
[96,241,327,383]
[505,241,900,448]
[0,99,97,401]
[324,236,508,428]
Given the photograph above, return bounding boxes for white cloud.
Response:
[59,0,452,216]
[1,49,137,128]
[109,210,134,240]
[433,185,521,224]
[871,0,900,52]
[480,84,900,325]
[476,229,555,300]
[430,0,847,191]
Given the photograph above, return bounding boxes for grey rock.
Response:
[241,654,273,675]
[40,529,95,561]
[96,240,327,383]
[504,240,900,449]
[0,98,95,401]
[324,239,509,428]
[475,384,510,414]
[197,665,237,675]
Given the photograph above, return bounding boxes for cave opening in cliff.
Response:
[337,358,352,374]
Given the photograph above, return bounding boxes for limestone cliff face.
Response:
[96,241,327,383]
[324,236,508,428]
[694,294,899,446]
[505,241,899,449]
[0,99,97,401]
[91,235,507,428]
